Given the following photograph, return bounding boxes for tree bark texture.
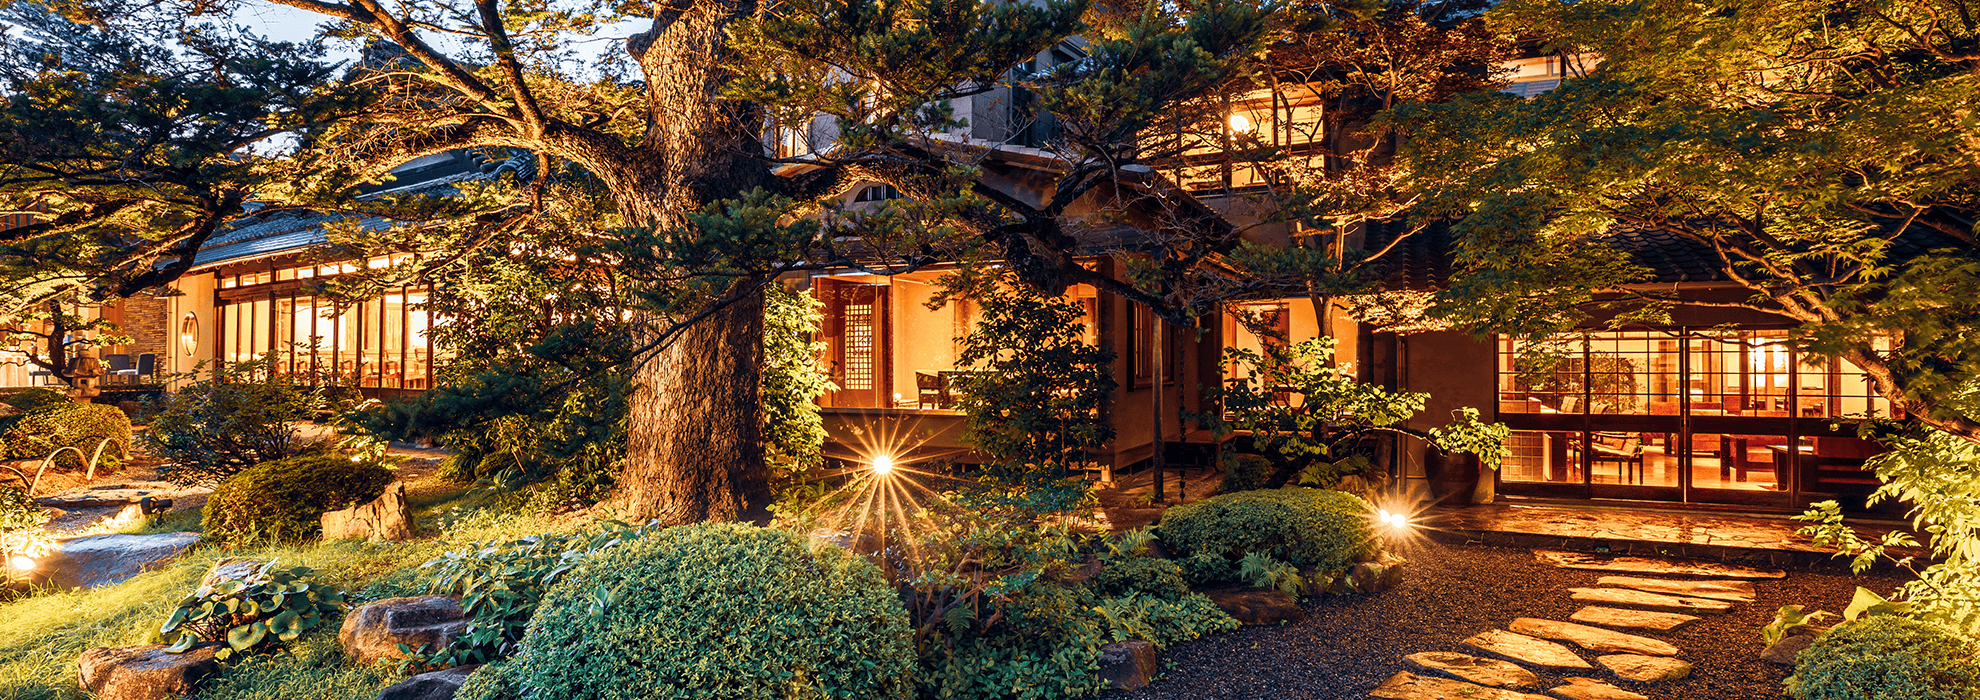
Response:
[602,0,774,522]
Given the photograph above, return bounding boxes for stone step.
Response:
[1536,550,1784,579]
[1596,654,1694,682]
[1371,671,1553,700]
[1462,629,1593,670]
[1595,575,1756,602]
[1569,606,1699,632]
[1548,677,1648,700]
[1508,618,1680,657]
[1405,651,1540,688]
[1568,587,1736,614]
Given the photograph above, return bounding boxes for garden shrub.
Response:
[1785,615,1980,700]
[453,658,519,700]
[1,403,132,470]
[1157,487,1377,580]
[413,520,665,668]
[499,522,915,700]
[159,561,350,660]
[201,453,394,546]
[147,355,324,485]
[3,387,69,413]
[1218,453,1275,494]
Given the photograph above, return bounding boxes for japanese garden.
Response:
[2,0,1978,699]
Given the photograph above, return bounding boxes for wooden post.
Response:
[1152,317,1165,503]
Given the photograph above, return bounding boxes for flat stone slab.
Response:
[1508,618,1679,657]
[1371,671,1553,700]
[1535,550,1784,579]
[34,532,200,589]
[1569,606,1699,632]
[1202,587,1306,625]
[1595,575,1755,602]
[37,483,204,507]
[1568,588,1735,614]
[1596,654,1693,682]
[1548,677,1648,700]
[1462,629,1592,669]
[1405,651,1539,688]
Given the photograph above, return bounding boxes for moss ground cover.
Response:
[0,473,571,700]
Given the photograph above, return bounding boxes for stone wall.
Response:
[118,295,171,361]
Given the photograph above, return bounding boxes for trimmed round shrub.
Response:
[1786,615,1980,700]
[1156,487,1376,574]
[201,452,394,546]
[1,403,132,470]
[1218,453,1276,494]
[454,659,519,700]
[500,522,914,700]
[3,388,69,413]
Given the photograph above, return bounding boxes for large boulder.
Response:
[1201,587,1306,625]
[339,596,469,665]
[33,532,199,589]
[322,483,416,542]
[375,664,481,700]
[1097,641,1158,691]
[78,643,220,700]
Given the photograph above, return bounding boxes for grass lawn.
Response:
[0,474,577,700]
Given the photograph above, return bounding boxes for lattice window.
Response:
[843,303,874,390]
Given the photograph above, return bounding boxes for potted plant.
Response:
[1429,408,1510,505]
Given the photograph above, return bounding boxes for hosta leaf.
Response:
[163,635,197,654]
[227,621,267,651]
[162,607,189,633]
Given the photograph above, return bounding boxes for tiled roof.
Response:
[183,164,494,270]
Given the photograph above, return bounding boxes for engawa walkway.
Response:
[1420,502,1922,569]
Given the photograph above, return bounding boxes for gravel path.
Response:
[1109,541,1908,700]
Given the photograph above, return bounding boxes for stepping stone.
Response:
[1548,677,1648,700]
[1595,575,1755,602]
[1508,618,1680,657]
[1462,629,1593,669]
[1596,654,1693,682]
[1568,588,1735,614]
[1371,671,1553,700]
[1405,651,1540,688]
[1569,606,1699,632]
[1535,550,1784,579]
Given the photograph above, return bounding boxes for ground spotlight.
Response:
[1378,509,1409,529]
[7,555,34,571]
[871,454,895,476]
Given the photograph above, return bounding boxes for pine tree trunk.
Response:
[599,0,775,522]
[614,290,773,522]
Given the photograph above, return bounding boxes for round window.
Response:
[179,313,198,356]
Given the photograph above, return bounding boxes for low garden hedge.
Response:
[477,522,915,700]
[1156,486,1377,576]
[1786,615,1980,700]
[0,402,132,470]
[2,388,68,413]
[201,453,394,546]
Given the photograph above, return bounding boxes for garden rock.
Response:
[1371,671,1553,700]
[1568,606,1698,632]
[1595,654,1692,682]
[1567,588,1734,614]
[321,482,416,542]
[1758,632,1815,664]
[1404,651,1539,688]
[1347,551,1406,594]
[1593,576,1755,602]
[77,643,220,700]
[35,532,200,589]
[1097,640,1158,691]
[374,663,481,700]
[194,557,266,597]
[1201,587,1305,625]
[1548,677,1648,700]
[1508,618,1680,656]
[339,596,469,665]
[1462,629,1592,669]
[1534,550,1784,579]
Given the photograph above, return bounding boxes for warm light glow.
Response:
[871,454,894,476]
[1228,114,1254,133]
[7,555,33,571]
[1378,509,1410,529]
